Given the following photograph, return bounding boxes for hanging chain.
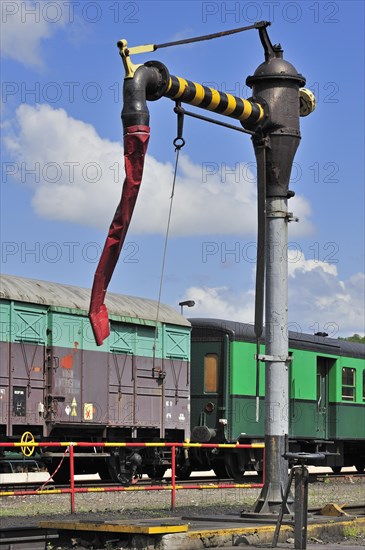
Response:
[172,102,185,152]
[152,104,185,376]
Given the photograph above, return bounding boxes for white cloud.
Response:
[183,285,256,321]
[287,248,338,277]
[3,103,314,237]
[1,0,66,68]
[183,258,365,337]
[288,267,365,337]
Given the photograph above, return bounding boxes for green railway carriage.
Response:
[189,318,365,478]
[0,274,191,482]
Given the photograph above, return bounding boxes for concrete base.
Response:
[240,511,294,523]
[39,514,365,549]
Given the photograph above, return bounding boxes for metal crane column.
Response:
[260,195,291,513]
[243,28,310,515]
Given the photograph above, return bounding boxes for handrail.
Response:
[0,441,265,448]
[0,441,265,512]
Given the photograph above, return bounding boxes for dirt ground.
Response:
[1,477,364,548]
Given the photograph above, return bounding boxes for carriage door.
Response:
[190,341,225,434]
[316,357,329,438]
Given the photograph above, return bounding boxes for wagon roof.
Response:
[0,274,190,327]
[189,318,365,359]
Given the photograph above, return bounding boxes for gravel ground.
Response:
[1,476,364,548]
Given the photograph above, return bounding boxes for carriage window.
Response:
[342,368,356,401]
[204,354,218,393]
[13,387,26,416]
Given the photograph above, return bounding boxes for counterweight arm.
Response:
[118,39,266,129]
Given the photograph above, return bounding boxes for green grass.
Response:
[343,525,365,538]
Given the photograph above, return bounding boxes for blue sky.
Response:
[1,0,364,336]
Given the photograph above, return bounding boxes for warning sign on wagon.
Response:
[84,403,93,420]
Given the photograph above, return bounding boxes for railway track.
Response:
[0,526,59,550]
[1,472,364,494]
[0,477,244,493]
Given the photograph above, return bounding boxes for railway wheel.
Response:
[50,461,70,484]
[224,452,246,481]
[354,463,364,473]
[174,448,192,480]
[212,459,230,479]
[146,465,167,480]
[331,466,342,474]
[175,464,192,480]
[98,461,111,481]
[107,448,142,485]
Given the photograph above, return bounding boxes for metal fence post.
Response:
[171,444,176,511]
[69,444,75,514]
[294,466,309,549]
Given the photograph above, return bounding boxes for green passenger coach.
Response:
[189,318,365,478]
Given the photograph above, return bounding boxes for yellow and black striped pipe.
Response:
[164,75,265,126]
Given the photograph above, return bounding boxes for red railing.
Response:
[0,441,265,512]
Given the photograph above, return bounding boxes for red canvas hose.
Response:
[89,124,150,345]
